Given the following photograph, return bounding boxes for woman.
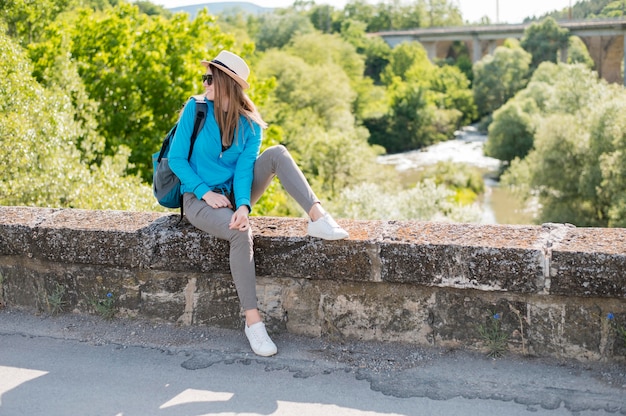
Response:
[169,50,348,357]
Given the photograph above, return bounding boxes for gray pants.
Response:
[183,145,320,311]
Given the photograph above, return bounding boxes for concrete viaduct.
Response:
[373,18,626,85]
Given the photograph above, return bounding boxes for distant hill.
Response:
[168,2,274,16]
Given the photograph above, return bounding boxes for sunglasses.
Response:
[202,74,213,85]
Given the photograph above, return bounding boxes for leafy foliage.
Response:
[254,9,315,51]
[472,40,532,118]
[367,41,475,153]
[0,0,75,46]
[66,5,246,181]
[521,17,570,72]
[331,180,482,223]
[485,100,536,163]
[537,0,624,20]
[255,44,385,201]
[501,62,626,226]
[417,161,485,203]
[567,36,594,69]
[341,0,461,32]
[0,29,155,210]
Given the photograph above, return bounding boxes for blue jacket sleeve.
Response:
[168,99,211,200]
[233,121,263,210]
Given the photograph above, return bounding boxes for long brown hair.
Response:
[210,66,267,148]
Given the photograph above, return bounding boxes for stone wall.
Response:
[1,206,625,361]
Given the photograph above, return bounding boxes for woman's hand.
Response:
[201,191,233,209]
[229,205,250,231]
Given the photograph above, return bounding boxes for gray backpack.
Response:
[152,96,207,212]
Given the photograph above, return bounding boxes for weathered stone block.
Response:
[254,238,376,281]
[280,280,323,337]
[146,217,231,273]
[381,222,546,292]
[1,261,48,310]
[72,266,140,310]
[317,281,435,343]
[194,273,242,327]
[551,228,626,298]
[252,217,379,281]
[0,206,59,255]
[11,208,163,267]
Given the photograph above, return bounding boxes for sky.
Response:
[152,0,575,24]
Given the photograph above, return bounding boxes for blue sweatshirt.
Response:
[168,97,262,210]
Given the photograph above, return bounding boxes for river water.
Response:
[376,127,533,225]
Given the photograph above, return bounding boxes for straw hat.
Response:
[201,50,250,89]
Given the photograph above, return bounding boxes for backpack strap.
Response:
[188,95,208,159]
[179,95,208,222]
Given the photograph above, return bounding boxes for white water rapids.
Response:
[376,126,506,224]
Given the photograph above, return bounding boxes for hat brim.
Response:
[201,60,250,89]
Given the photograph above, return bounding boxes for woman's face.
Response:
[202,70,214,101]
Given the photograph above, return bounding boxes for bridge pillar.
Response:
[581,34,624,85]
[472,35,481,63]
[623,34,626,86]
[422,41,437,61]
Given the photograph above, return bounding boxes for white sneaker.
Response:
[307,213,349,240]
[244,322,278,357]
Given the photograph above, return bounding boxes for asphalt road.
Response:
[0,308,625,416]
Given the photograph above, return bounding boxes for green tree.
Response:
[339,18,391,84]
[417,161,485,204]
[429,64,477,126]
[286,32,365,82]
[390,1,424,30]
[589,98,626,226]
[0,0,75,45]
[367,81,439,152]
[398,43,475,125]
[25,15,104,165]
[0,29,154,210]
[519,115,597,225]
[284,31,387,122]
[520,17,570,72]
[472,40,532,117]
[368,41,474,152]
[134,0,171,16]
[485,100,536,163]
[539,0,623,20]
[28,3,248,181]
[257,49,356,134]
[423,0,462,27]
[340,0,461,32]
[256,47,384,200]
[308,3,339,33]
[501,62,626,226]
[350,0,392,32]
[600,0,626,17]
[381,41,432,83]
[254,10,314,51]
[444,41,473,83]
